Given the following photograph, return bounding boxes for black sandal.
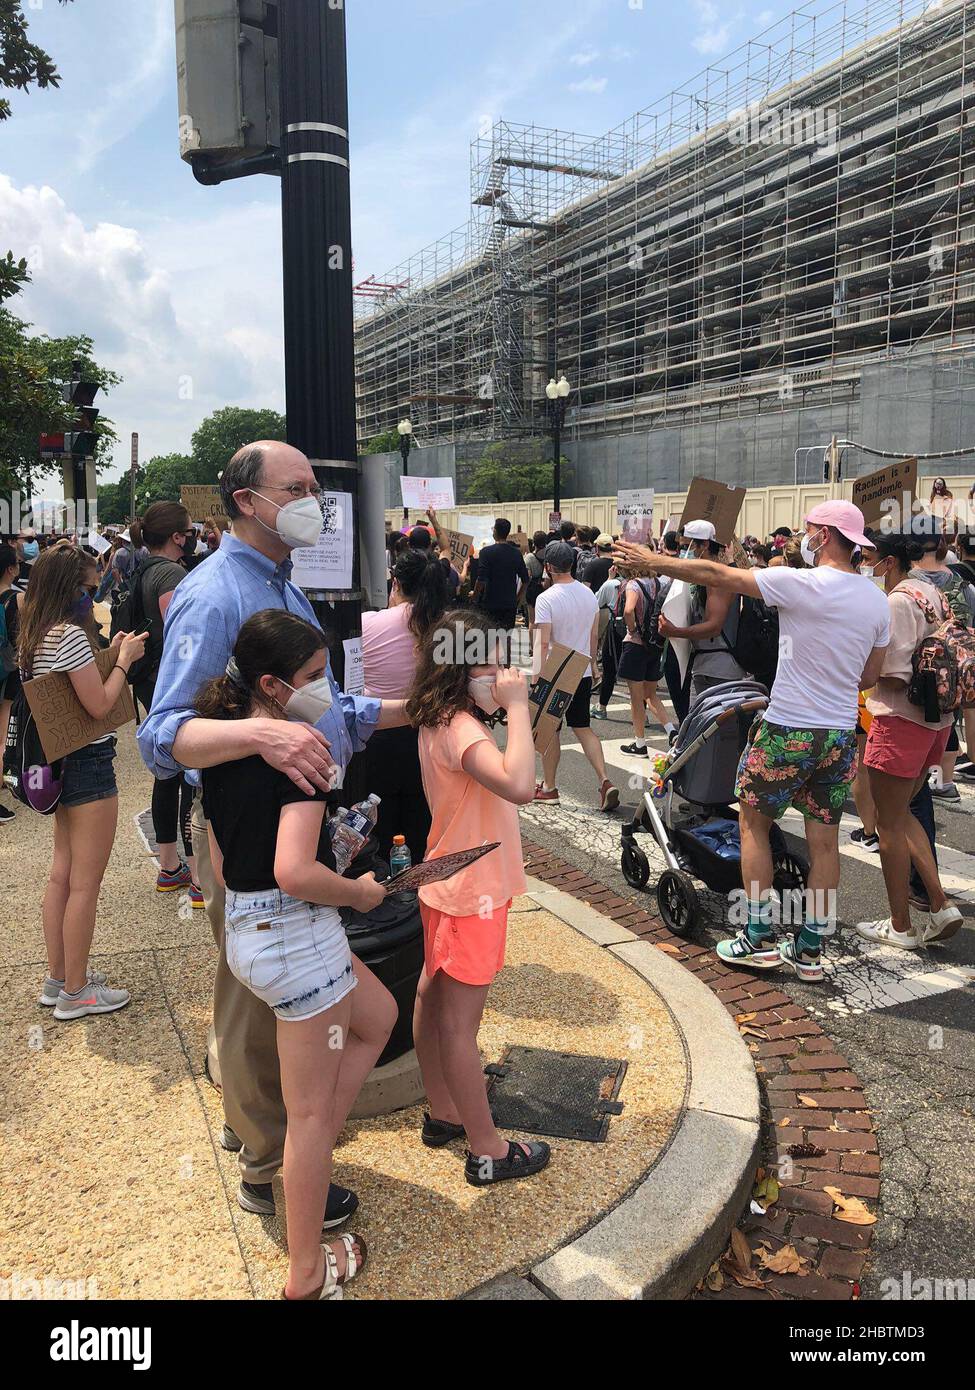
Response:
[421,1112,466,1148]
[464,1139,551,1186]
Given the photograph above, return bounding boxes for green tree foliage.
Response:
[361,428,402,455]
[190,406,287,481]
[465,439,571,503]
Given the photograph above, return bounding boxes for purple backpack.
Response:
[2,685,63,815]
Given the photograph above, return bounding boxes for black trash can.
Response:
[342,842,423,1067]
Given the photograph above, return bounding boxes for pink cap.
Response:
[804,500,872,548]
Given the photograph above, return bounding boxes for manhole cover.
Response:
[484,1046,626,1142]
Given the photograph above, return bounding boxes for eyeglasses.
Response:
[253,483,323,503]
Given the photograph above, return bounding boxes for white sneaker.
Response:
[53,982,131,1020]
[855,918,924,950]
[923,902,964,945]
[39,968,108,1007]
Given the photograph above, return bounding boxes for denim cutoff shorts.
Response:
[224,887,356,1021]
[60,738,118,808]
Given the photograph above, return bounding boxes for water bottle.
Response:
[389,835,412,878]
[329,794,382,875]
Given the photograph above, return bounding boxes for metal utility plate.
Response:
[484,1046,626,1143]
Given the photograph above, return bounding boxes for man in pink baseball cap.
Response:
[613,497,891,983]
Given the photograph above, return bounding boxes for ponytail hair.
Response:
[194,608,326,720]
[392,547,449,640]
[140,501,190,550]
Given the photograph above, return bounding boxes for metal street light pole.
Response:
[545,375,571,517]
[397,418,413,523]
[278,0,360,687]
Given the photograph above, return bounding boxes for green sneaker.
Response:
[716,931,781,970]
[779,937,824,982]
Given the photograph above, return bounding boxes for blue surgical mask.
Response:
[22,541,39,561]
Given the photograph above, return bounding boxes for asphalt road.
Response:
[510,632,975,1298]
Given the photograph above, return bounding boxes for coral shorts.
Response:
[863,714,952,782]
[420,900,510,986]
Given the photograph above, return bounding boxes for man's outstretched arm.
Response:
[612,540,761,599]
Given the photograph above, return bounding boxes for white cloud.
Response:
[691,1,742,56]
[569,76,609,95]
[0,176,285,479]
[569,49,600,67]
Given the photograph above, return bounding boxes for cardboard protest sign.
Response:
[180,486,229,527]
[851,457,918,529]
[24,647,136,763]
[616,488,655,544]
[679,478,747,547]
[512,527,531,554]
[528,641,590,757]
[443,529,474,571]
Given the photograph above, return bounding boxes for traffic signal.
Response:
[175,1,279,179]
[63,373,100,458]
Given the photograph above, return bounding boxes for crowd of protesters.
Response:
[3,456,973,1299]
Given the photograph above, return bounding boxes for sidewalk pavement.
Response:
[1,733,716,1300]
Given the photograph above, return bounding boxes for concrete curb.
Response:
[517,878,760,1301]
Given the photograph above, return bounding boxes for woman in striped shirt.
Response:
[18,544,148,1021]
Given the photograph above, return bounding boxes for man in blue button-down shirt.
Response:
[139,440,408,1210]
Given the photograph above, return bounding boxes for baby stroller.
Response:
[619,678,809,934]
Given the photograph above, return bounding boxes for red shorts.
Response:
[419,900,509,986]
[863,714,952,782]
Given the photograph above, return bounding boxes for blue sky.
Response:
[1,0,795,481]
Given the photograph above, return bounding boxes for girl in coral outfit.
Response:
[406,608,552,1187]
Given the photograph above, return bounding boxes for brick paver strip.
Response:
[521,838,879,1303]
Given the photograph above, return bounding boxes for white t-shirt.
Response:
[533,578,599,678]
[753,566,890,730]
[30,622,113,746]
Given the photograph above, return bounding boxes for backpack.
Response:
[109,555,169,687]
[903,585,975,721]
[941,575,974,628]
[2,685,63,814]
[613,577,665,647]
[728,595,780,690]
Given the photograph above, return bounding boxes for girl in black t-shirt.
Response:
[197,609,396,1300]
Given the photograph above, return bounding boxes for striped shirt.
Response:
[30,623,113,746]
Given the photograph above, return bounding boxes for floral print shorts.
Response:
[735,719,857,824]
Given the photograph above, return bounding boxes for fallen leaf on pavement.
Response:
[778,1117,791,1126]
[824,1186,877,1225]
[757,1243,811,1276]
[735,1012,757,1023]
[797,1094,819,1107]
[787,1142,827,1158]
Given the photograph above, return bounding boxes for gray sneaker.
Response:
[39,969,108,1007]
[52,981,130,1020]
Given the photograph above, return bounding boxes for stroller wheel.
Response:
[657,870,700,935]
[621,840,651,890]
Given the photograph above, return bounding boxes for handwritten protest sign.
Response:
[679,478,747,547]
[443,529,474,571]
[180,486,229,527]
[24,648,136,763]
[852,457,918,529]
[401,475,455,511]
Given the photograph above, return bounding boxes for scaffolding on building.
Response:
[354,0,975,452]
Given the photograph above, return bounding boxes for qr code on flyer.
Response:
[322,496,341,534]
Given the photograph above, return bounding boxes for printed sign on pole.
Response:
[400,475,455,512]
[679,478,747,547]
[616,488,655,544]
[342,636,364,696]
[852,457,918,529]
[290,491,354,591]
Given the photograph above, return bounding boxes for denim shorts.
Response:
[60,738,118,809]
[224,887,356,1022]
